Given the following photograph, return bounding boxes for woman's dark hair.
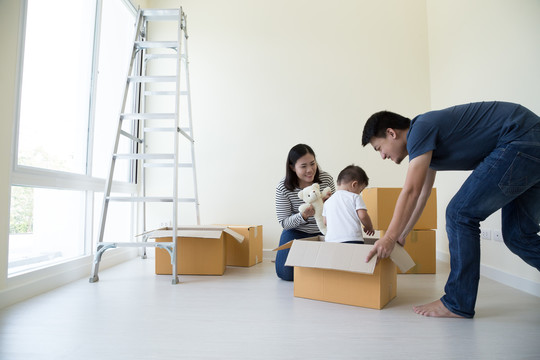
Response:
[284,144,320,190]
[337,165,369,186]
[362,111,411,146]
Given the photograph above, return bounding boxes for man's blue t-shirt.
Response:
[407,101,540,171]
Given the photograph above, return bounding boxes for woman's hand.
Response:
[301,204,315,220]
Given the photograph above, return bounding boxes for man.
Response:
[362,101,540,318]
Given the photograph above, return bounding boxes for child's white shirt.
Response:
[322,190,367,243]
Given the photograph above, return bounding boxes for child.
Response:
[322,165,374,243]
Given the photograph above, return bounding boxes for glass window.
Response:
[9,0,136,276]
[92,0,137,181]
[9,187,86,275]
[17,0,97,174]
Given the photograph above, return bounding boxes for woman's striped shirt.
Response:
[275,171,335,233]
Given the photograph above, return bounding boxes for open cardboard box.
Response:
[279,237,414,309]
[140,226,244,275]
[222,225,263,267]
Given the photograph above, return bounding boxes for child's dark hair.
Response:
[337,165,369,186]
[284,144,321,190]
[362,111,411,146]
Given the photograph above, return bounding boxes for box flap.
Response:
[284,240,415,274]
[285,241,377,274]
[272,236,323,251]
[223,228,244,243]
[138,225,244,243]
[389,244,415,273]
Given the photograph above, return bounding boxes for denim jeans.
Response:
[442,124,540,318]
[275,229,321,281]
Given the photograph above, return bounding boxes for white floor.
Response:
[0,257,539,360]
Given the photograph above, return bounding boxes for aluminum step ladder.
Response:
[90,8,199,284]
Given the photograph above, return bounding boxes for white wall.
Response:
[426,0,540,285]
[148,0,431,248]
[0,0,20,290]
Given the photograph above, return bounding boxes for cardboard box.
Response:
[381,230,436,274]
[224,225,263,267]
[362,187,437,230]
[143,226,244,275]
[285,240,414,309]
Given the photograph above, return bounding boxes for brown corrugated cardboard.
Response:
[381,230,436,274]
[145,226,244,275]
[362,187,437,230]
[224,225,263,267]
[284,240,414,309]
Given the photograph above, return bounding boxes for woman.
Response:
[275,144,335,281]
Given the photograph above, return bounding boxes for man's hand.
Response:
[365,235,396,262]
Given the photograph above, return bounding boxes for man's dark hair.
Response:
[361,111,411,146]
[337,165,369,186]
[284,144,321,190]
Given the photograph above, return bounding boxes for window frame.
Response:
[8,0,138,279]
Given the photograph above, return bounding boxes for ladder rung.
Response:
[135,41,178,50]
[113,154,174,160]
[98,242,174,248]
[128,76,176,83]
[107,196,197,203]
[142,9,180,21]
[144,163,194,168]
[145,54,177,61]
[121,113,176,120]
[142,90,188,96]
[144,127,192,134]
[144,90,176,96]
[144,127,178,132]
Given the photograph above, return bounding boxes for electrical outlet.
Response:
[493,230,504,242]
[480,228,491,240]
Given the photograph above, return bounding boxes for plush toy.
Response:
[298,183,332,235]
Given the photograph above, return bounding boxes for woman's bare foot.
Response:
[413,299,465,318]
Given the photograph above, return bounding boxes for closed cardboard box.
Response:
[155,235,226,275]
[145,226,244,275]
[362,187,437,230]
[285,240,414,309]
[381,230,436,274]
[224,225,263,267]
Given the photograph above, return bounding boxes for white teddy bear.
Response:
[298,183,332,235]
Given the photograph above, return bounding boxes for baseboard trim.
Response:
[0,248,137,310]
[437,251,539,298]
[263,249,276,261]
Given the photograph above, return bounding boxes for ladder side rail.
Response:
[170,9,183,283]
[140,55,149,258]
[180,13,200,225]
[96,9,145,244]
[139,18,149,238]
[133,22,147,258]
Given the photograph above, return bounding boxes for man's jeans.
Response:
[275,229,321,281]
[442,124,540,318]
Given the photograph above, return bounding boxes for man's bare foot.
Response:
[413,299,465,318]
